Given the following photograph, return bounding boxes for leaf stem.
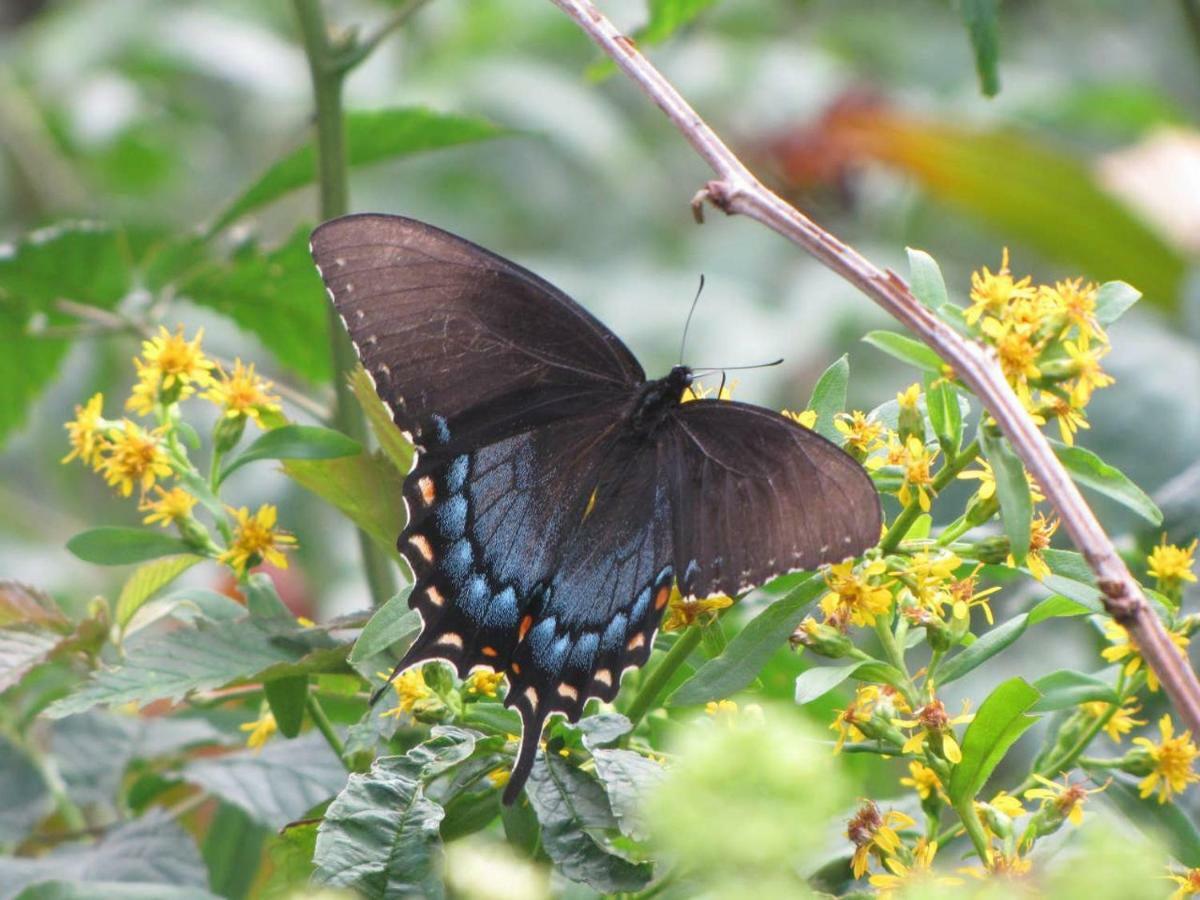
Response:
[306,693,350,769]
[623,627,704,734]
[953,796,993,865]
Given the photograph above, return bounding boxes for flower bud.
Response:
[212,413,247,455]
[972,536,1011,564]
[790,618,854,659]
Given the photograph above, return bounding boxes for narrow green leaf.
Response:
[220,425,359,483]
[805,355,849,441]
[1094,281,1142,325]
[351,590,420,664]
[959,0,1001,97]
[794,660,873,706]
[667,576,822,707]
[863,331,945,374]
[67,528,194,566]
[1028,594,1094,625]
[350,365,413,475]
[906,248,951,309]
[938,614,1029,685]
[924,376,962,455]
[115,556,204,630]
[948,678,1039,805]
[979,427,1032,564]
[263,675,309,738]
[1052,441,1162,526]
[209,108,509,233]
[1031,670,1119,711]
[202,803,266,900]
[1095,773,1200,866]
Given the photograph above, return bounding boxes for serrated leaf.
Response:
[948,678,1039,805]
[906,248,951,309]
[960,0,1001,96]
[0,582,67,629]
[116,555,205,629]
[863,331,945,374]
[350,589,419,665]
[591,748,667,842]
[1094,281,1141,325]
[1031,670,1119,711]
[668,575,821,707]
[1052,441,1162,526]
[805,355,848,442]
[527,755,652,893]
[208,109,509,234]
[350,365,413,475]
[313,728,478,898]
[67,527,195,566]
[185,731,348,828]
[979,427,1032,564]
[220,425,360,483]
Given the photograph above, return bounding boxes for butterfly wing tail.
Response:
[502,703,545,805]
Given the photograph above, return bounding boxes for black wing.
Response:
[663,400,881,598]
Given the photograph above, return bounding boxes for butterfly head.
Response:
[631,366,693,433]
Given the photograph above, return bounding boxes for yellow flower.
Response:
[219,504,296,574]
[829,684,908,753]
[897,383,921,410]
[99,420,173,497]
[960,851,1032,880]
[981,318,1044,400]
[846,801,916,879]
[1148,537,1198,590]
[1134,715,1200,803]
[966,249,1034,326]
[682,380,733,402]
[240,711,277,751]
[1102,620,1189,693]
[894,700,974,764]
[985,789,1026,820]
[1083,698,1146,743]
[465,670,505,698]
[487,767,511,788]
[957,458,1045,505]
[900,760,945,801]
[62,393,109,467]
[705,699,739,725]
[1007,513,1058,581]
[949,563,1001,625]
[820,558,893,628]
[139,485,198,527]
[782,408,817,429]
[1044,278,1102,341]
[869,838,961,899]
[378,668,432,718]
[896,435,939,512]
[1063,333,1115,406]
[204,359,282,426]
[835,410,885,455]
[662,587,733,632]
[126,358,164,416]
[897,550,960,616]
[137,325,214,391]
[1167,867,1200,899]
[1024,773,1104,826]
[296,616,316,628]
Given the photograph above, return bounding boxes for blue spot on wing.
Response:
[629,587,651,626]
[445,538,473,585]
[437,494,468,539]
[462,574,490,617]
[484,586,519,629]
[566,631,599,673]
[445,455,469,493]
[601,613,627,653]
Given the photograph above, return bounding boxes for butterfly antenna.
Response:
[369,661,405,707]
[690,357,785,375]
[678,274,706,365]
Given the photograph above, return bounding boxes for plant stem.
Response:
[879,440,981,554]
[623,628,704,733]
[293,0,397,608]
[306,694,349,768]
[953,797,993,864]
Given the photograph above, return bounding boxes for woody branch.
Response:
[548,0,1200,733]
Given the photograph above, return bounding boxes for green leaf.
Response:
[350,365,413,475]
[201,803,266,900]
[220,425,360,483]
[642,0,720,43]
[351,590,420,665]
[863,331,945,375]
[1031,670,1119,712]
[1094,281,1142,325]
[924,376,962,455]
[948,678,1039,806]
[208,108,509,234]
[67,528,195,566]
[1052,441,1162,526]
[0,223,131,443]
[185,731,348,828]
[527,755,652,893]
[501,796,541,858]
[116,555,205,629]
[244,572,293,621]
[794,660,874,706]
[667,575,822,707]
[1095,773,1200,866]
[43,618,349,718]
[979,427,1032,564]
[1028,593,1094,625]
[906,248,951,309]
[591,748,667,842]
[263,675,309,738]
[959,0,1001,96]
[805,355,849,442]
[179,227,331,381]
[937,614,1029,685]
[313,728,478,898]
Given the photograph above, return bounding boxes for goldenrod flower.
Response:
[662,587,733,632]
[894,699,973,763]
[139,485,198,528]
[966,249,1034,325]
[1044,278,1102,341]
[1024,774,1105,826]
[1008,513,1058,581]
[896,383,921,410]
[465,670,505,698]
[99,420,173,497]
[820,558,893,628]
[1045,396,1090,447]
[981,318,1043,402]
[682,380,733,402]
[949,564,1001,625]
[1167,867,1200,899]
[869,838,961,898]
[1134,715,1200,803]
[900,760,945,802]
[219,504,296,574]
[240,711,277,751]
[378,668,432,719]
[704,699,739,726]
[137,325,214,391]
[204,359,282,426]
[846,801,916,879]
[62,393,108,467]
[985,790,1026,820]
[957,458,1045,504]
[896,550,960,616]
[835,410,885,455]
[1063,334,1114,406]
[960,851,1032,879]
[1148,537,1198,591]
[1102,620,1189,693]
[487,767,511,788]
[896,435,938,512]
[782,408,817,429]
[1083,698,1146,743]
[126,358,163,416]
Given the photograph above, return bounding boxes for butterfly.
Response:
[309,214,881,802]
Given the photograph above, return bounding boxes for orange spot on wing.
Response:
[518,615,533,641]
[418,476,436,505]
[626,633,646,651]
[482,645,498,658]
[654,585,671,610]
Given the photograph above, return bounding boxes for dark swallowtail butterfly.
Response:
[309,214,881,802]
